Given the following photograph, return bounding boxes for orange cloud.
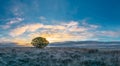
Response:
[28,31,94,43]
[12,38,32,46]
[10,23,67,37]
[10,24,43,37]
[9,21,99,45]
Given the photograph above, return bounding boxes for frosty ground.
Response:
[0,47,120,66]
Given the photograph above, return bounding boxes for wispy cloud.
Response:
[7,18,120,46]
[0,37,11,43]
[11,2,24,17]
[39,16,46,20]
[9,20,99,43]
[0,25,11,29]
[10,23,43,37]
[10,21,98,36]
[7,18,23,25]
[28,31,95,43]
[99,31,120,37]
[0,17,24,29]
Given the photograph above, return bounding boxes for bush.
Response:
[31,37,49,48]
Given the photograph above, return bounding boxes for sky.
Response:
[0,0,120,46]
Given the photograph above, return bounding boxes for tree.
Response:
[31,37,49,48]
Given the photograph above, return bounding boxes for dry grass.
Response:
[0,47,119,66]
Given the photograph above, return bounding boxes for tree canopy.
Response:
[31,37,49,48]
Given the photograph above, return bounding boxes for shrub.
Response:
[31,37,49,48]
[88,49,99,53]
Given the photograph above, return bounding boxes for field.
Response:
[0,47,120,66]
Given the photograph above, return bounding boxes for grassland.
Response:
[0,47,119,66]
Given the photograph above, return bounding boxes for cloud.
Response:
[10,23,43,37]
[28,31,95,43]
[39,16,46,20]
[10,21,98,37]
[7,18,24,25]
[0,25,11,29]
[99,31,120,37]
[61,21,78,26]
[9,19,120,44]
[0,18,24,29]
[11,3,24,17]
[9,21,99,44]
[0,37,11,43]
[8,19,120,46]
[0,37,31,47]
[11,37,32,46]
[61,21,87,32]
[10,26,28,37]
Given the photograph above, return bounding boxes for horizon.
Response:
[0,40,120,47]
[0,0,120,46]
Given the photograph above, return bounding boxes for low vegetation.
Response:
[0,47,119,66]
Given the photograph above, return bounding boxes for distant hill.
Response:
[0,42,21,47]
[0,41,120,48]
[49,41,120,48]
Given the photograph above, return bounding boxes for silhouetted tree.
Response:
[31,37,49,48]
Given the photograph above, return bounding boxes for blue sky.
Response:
[0,0,120,46]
